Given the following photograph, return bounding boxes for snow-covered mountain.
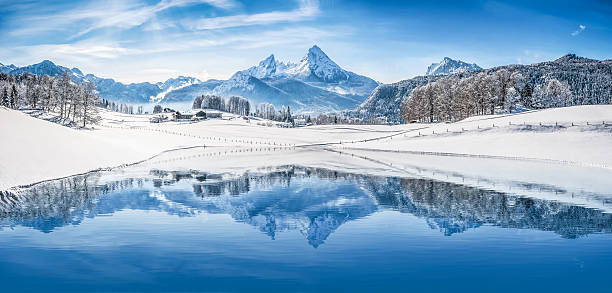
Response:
[2,46,379,112]
[426,57,482,76]
[150,76,202,103]
[0,62,18,73]
[0,60,199,103]
[211,45,379,112]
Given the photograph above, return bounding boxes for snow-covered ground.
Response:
[1,105,611,194]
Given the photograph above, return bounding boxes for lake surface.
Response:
[1,164,611,292]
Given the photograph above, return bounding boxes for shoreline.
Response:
[1,105,612,191]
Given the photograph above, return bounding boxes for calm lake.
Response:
[1,162,611,292]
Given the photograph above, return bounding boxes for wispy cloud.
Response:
[9,0,238,37]
[71,0,238,38]
[571,24,586,36]
[15,26,347,63]
[185,0,319,30]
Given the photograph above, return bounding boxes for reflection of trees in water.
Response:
[368,178,612,238]
[1,166,611,243]
[0,174,143,232]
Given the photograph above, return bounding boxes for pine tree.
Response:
[1,87,9,107]
[10,84,18,109]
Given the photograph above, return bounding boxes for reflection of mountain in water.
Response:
[1,166,611,245]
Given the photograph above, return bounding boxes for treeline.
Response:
[192,95,251,116]
[310,113,387,125]
[1,72,100,127]
[100,99,144,115]
[401,69,574,122]
[252,102,295,122]
[192,95,297,122]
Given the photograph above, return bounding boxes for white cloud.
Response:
[571,24,586,36]
[186,0,319,30]
[10,0,238,37]
[72,0,238,37]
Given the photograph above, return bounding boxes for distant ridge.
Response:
[426,57,482,76]
[352,54,612,122]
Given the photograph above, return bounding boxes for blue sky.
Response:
[0,0,610,83]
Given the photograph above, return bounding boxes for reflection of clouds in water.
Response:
[2,166,612,246]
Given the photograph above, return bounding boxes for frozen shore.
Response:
[1,105,611,191]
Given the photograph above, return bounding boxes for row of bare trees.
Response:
[401,69,573,123]
[1,72,100,127]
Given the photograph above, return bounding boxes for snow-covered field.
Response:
[1,105,611,195]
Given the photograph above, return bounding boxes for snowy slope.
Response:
[426,57,482,76]
[0,108,142,190]
[2,105,612,192]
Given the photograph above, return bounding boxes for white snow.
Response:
[150,78,201,103]
[1,105,612,204]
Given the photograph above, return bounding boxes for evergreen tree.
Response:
[10,84,18,109]
[1,87,8,107]
[153,105,163,113]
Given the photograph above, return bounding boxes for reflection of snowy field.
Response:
[1,105,612,196]
[124,147,612,213]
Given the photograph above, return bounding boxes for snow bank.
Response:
[1,105,611,191]
[0,108,143,190]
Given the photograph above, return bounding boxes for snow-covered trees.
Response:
[256,103,277,120]
[401,70,576,123]
[200,95,226,111]
[192,96,203,109]
[153,104,163,113]
[361,54,611,123]
[533,79,573,108]
[0,72,101,127]
[193,94,251,116]
[100,99,135,114]
[226,96,250,116]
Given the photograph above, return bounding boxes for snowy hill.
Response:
[426,57,482,76]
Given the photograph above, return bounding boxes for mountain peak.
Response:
[307,45,324,55]
[304,45,332,63]
[242,54,283,79]
[294,45,348,82]
[39,60,56,66]
[554,54,595,64]
[426,57,482,76]
[259,54,276,67]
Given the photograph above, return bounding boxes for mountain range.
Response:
[425,57,482,76]
[1,45,379,113]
